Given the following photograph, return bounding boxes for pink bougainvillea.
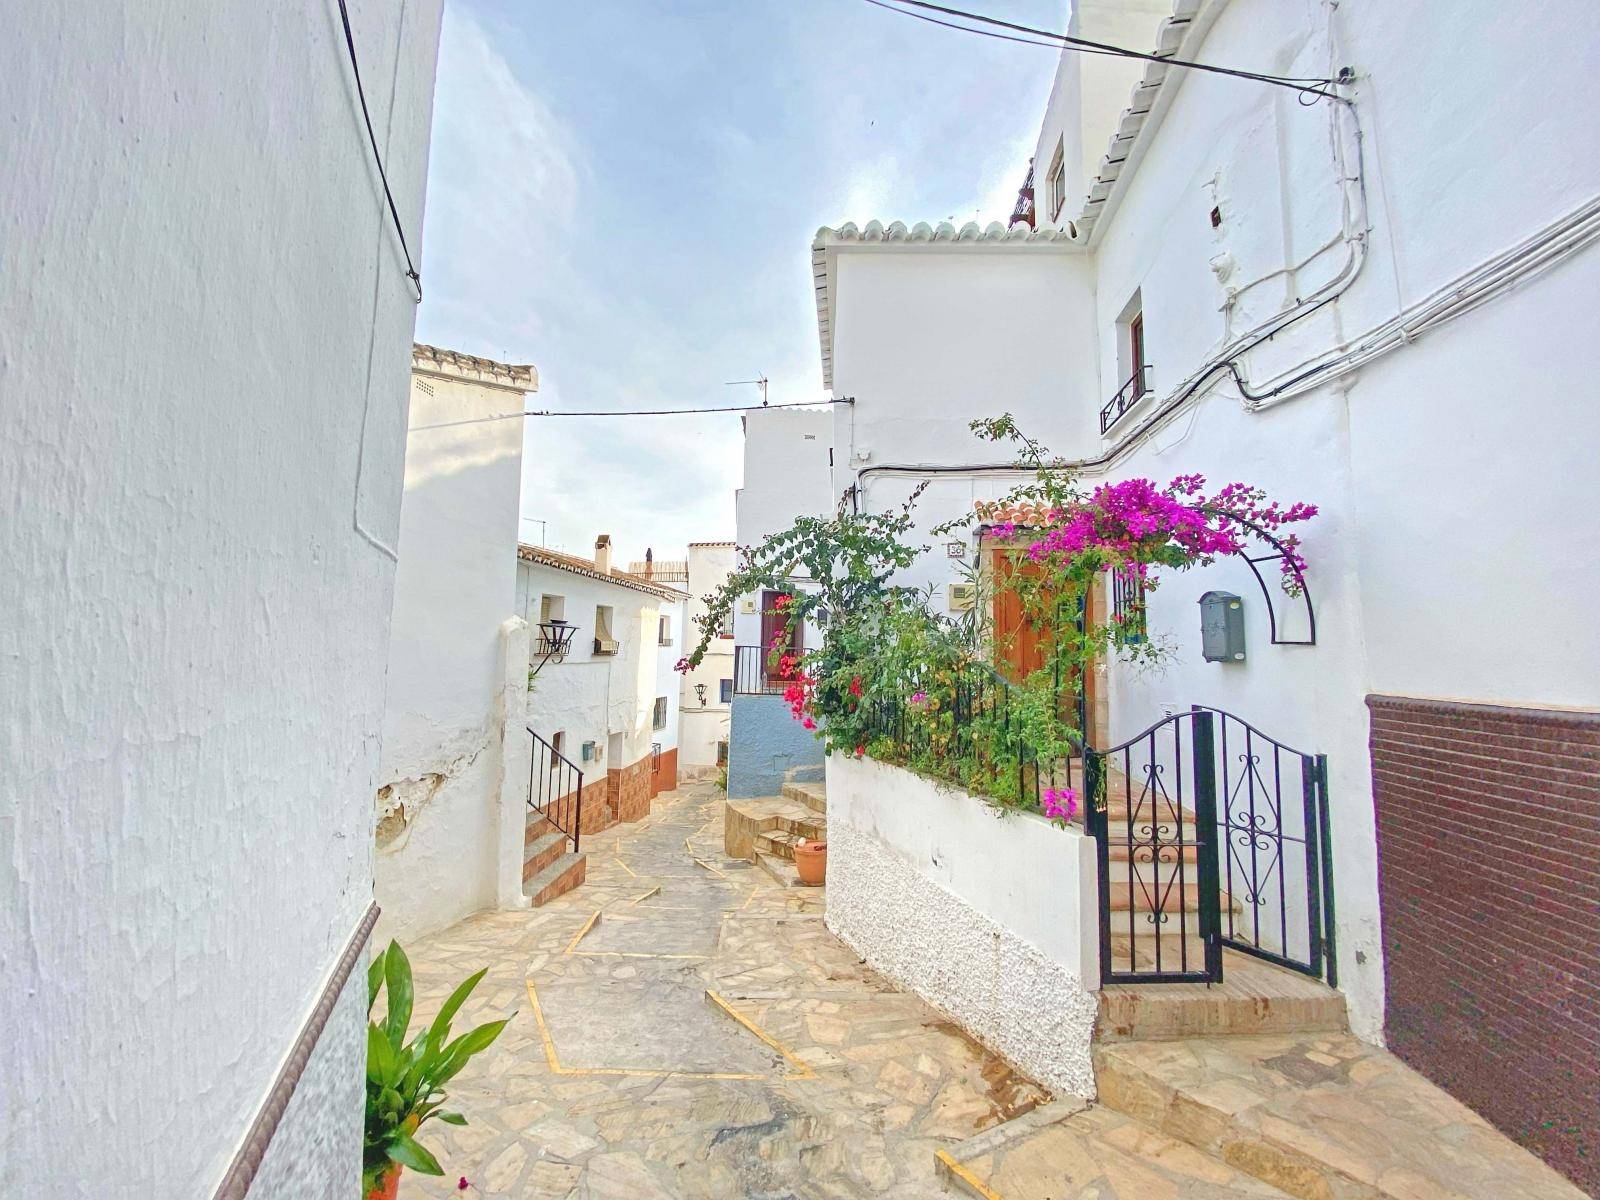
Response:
[1042,786,1078,823]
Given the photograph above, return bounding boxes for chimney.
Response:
[594,534,612,575]
[644,547,654,580]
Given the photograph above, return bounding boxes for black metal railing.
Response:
[1110,566,1147,644]
[733,644,789,695]
[527,729,584,854]
[1099,364,1151,434]
[856,660,1058,813]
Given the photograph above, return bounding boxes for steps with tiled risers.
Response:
[525,851,586,907]
[522,829,569,883]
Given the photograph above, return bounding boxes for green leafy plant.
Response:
[362,941,510,1192]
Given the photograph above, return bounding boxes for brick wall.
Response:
[1368,694,1599,1193]
[610,757,652,824]
[650,747,678,798]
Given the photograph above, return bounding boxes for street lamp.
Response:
[694,683,708,707]
[529,618,577,682]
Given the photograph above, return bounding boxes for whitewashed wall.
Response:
[518,561,664,779]
[681,543,736,769]
[826,754,1101,1098]
[822,0,1600,1044]
[0,1,443,1194]
[374,363,526,944]
[653,597,686,760]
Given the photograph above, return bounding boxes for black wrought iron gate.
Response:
[1084,707,1335,986]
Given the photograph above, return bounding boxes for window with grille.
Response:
[652,696,668,729]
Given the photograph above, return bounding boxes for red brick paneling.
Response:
[610,758,653,823]
[650,747,678,798]
[1368,694,1599,1193]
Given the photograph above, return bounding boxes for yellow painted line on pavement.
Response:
[524,979,771,1081]
[704,989,816,1080]
[564,911,600,955]
[631,885,662,905]
[691,857,728,878]
[614,858,638,877]
[934,1151,1007,1200]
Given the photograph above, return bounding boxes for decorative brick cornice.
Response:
[412,343,537,394]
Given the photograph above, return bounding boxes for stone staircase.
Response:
[523,810,586,907]
[724,768,826,888]
[936,950,1585,1200]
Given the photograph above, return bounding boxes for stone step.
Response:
[780,779,827,814]
[525,851,586,907]
[777,813,825,840]
[754,829,800,861]
[935,1099,1295,1200]
[1097,950,1347,1042]
[1092,1033,1588,1200]
[753,848,806,888]
[522,829,570,883]
[724,795,819,859]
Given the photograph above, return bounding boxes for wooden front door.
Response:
[759,590,800,685]
[989,550,1103,742]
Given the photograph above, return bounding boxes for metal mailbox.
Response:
[1199,590,1246,662]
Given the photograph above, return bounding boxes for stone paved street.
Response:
[398,780,1047,1199]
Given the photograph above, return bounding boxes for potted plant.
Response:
[363,941,510,1199]
[794,838,827,886]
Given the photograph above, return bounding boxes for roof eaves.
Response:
[517,544,686,599]
[413,343,538,394]
[1072,0,1210,247]
[811,219,1079,391]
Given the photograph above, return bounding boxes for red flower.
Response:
[848,676,863,697]
[854,744,865,757]
[458,1179,471,1192]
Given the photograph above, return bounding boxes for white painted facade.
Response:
[373,347,533,945]
[802,0,1600,1045]
[653,593,686,769]
[0,1,443,1194]
[731,406,836,648]
[680,542,737,771]
[516,542,685,788]
[826,754,1101,1098]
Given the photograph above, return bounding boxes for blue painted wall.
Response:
[727,694,825,798]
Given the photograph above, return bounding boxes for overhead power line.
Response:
[860,0,1342,99]
[529,398,848,417]
[337,0,423,302]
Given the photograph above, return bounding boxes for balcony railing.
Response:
[732,644,790,695]
[1099,364,1151,435]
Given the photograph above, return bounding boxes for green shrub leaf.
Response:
[383,941,413,1050]
[386,1132,444,1175]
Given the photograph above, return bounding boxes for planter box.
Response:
[824,752,1101,1099]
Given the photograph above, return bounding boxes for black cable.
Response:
[337,0,423,303]
[529,398,850,417]
[863,0,1339,99]
[858,0,1097,52]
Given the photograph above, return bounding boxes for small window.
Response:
[652,696,668,729]
[539,594,565,623]
[658,614,672,646]
[717,607,734,639]
[1047,139,1067,220]
[716,739,729,766]
[719,678,733,704]
[593,605,617,655]
[549,730,566,769]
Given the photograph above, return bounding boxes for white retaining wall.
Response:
[824,753,1101,1098]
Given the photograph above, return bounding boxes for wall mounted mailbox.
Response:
[1199,590,1246,662]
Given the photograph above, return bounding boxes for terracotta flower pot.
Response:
[794,839,827,886]
[365,1163,401,1200]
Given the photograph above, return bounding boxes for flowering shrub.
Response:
[677,417,1316,824]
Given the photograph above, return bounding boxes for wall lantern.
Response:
[694,683,708,707]
[529,618,577,682]
[1198,591,1246,663]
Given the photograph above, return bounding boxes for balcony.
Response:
[1100,364,1151,435]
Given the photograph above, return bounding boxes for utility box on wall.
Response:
[1199,591,1246,662]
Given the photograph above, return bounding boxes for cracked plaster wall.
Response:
[0,0,444,1192]
[374,364,526,945]
[825,754,1101,1099]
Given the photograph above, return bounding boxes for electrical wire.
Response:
[528,398,850,417]
[857,0,1097,52]
[337,0,423,303]
[861,0,1340,100]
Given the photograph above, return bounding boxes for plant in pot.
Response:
[793,838,827,886]
[363,941,510,1199]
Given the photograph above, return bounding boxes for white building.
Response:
[679,541,738,774]
[373,345,535,944]
[790,0,1600,1183]
[517,537,687,833]
[0,2,444,1195]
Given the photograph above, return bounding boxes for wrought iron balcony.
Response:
[1099,364,1151,435]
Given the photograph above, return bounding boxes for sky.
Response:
[414,0,1066,567]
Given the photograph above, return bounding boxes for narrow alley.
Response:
[399,780,1047,1199]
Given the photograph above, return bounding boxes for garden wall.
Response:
[824,753,1101,1098]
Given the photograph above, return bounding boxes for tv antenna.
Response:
[724,375,769,406]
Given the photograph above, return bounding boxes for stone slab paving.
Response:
[397,780,1047,1199]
